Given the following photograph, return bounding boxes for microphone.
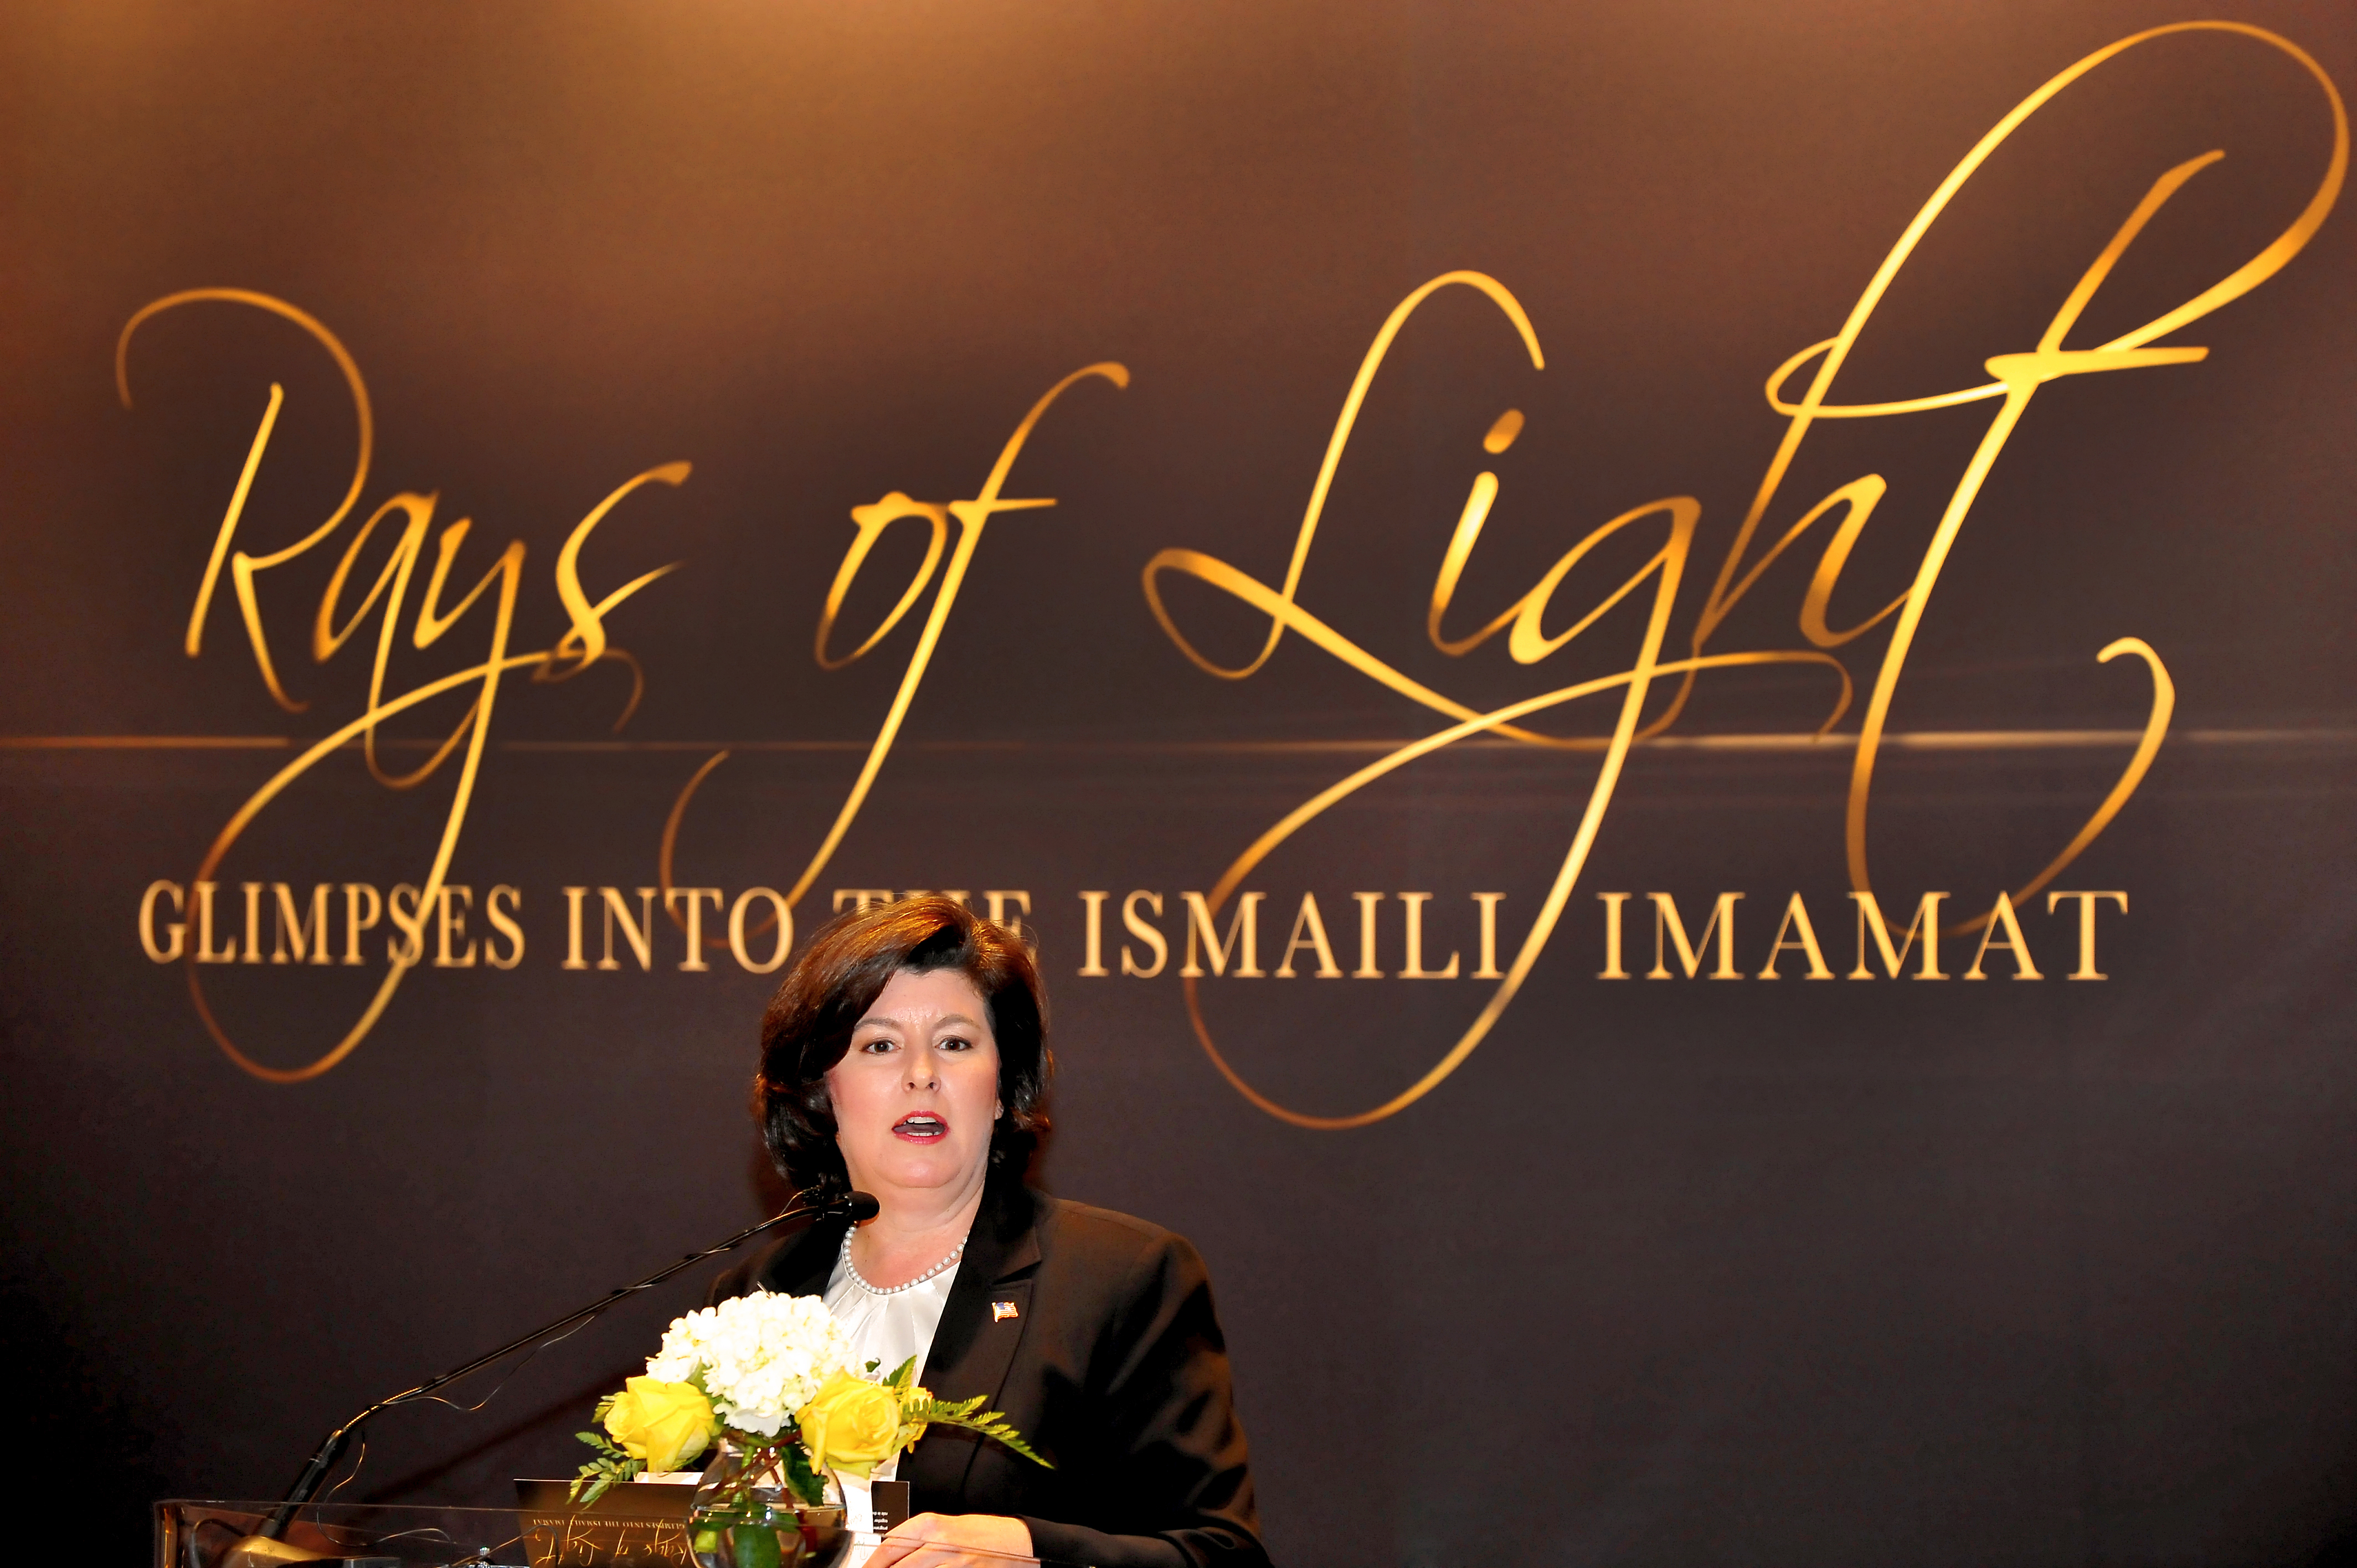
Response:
[228,1189,878,1565]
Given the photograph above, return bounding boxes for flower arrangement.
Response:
[572,1290,1047,1512]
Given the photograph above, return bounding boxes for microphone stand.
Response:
[248,1189,874,1552]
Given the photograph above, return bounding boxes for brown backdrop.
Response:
[2,2,2352,1563]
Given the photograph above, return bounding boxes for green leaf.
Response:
[568,1449,644,1507]
[883,1355,918,1391]
[732,1521,783,1568]
[899,1400,1052,1469]
[570,1452,636,1499]
[781,1441,827,1507]
[905,1394,986,1423]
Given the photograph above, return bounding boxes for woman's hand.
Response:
[865,1511,1034,1567]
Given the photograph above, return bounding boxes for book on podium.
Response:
[157,1495,1073,1568]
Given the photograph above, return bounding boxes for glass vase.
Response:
[688,1436,850,1568]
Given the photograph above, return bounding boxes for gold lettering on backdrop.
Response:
[192,881,236,963]
[387,884,425,966]
[1120,891,1169,979]
[143,875,537,971]
[120,290,685,1081]
[1596,893,1632,981]
[1181,892,1266,979]
[668,889,723,971]
[728,888,794,974]
[1274,894,1341,980]
[435,885,477,968]
[985,891,1033,951]
[599,887,658,971]
[139,880,187,963]
[1077,891,1112,977]
[485,885,526,971]
[271,883,331,965]
[1150,24,2345,1127]
[1470,893,1506,981]
[1964,893,2044,981]
[1102,889,1510,983]
[342,882,382,966]
[239,881,265,963]
[1648,893,1744,982]
[1757,894,1834,981]
[2047,890,2127,980]
[1587,888,2104,980]
[561,887,591,971]
[1397,894,1460,980]
[1850,891,1949,980]
[1351,893,1385,978]
[659,367,1129,959]
[121,29,2340,1097]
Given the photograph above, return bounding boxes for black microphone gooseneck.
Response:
[258,1188,879,1544]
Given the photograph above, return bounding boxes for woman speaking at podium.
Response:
[707,896,1270,1568]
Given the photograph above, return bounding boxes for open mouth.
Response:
[892,1113,948,1142]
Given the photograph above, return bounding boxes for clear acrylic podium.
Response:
[158,1499,1078,1568]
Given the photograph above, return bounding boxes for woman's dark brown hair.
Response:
[756,895,1051,1198]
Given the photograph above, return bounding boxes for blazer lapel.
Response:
[901,1185,1044,1504]
[756,1216,847,1298]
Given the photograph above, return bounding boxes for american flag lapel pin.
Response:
[991,1299,1020,1322]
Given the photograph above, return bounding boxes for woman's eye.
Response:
[858,1038,896,1054]
[939,1036,971,1051]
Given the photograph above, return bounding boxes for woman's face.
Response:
[827,966,1002,1206]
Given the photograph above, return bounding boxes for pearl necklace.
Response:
[840,1226,967,1296]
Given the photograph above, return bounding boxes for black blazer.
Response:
[708,1183,1270,1568]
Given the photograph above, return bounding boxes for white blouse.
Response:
[821,1229,966,1546]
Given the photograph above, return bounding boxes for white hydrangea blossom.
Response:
[647,1291,850,1436]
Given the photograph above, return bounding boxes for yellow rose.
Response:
[604,1376,721,1473]
[796,1370,905,1478]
